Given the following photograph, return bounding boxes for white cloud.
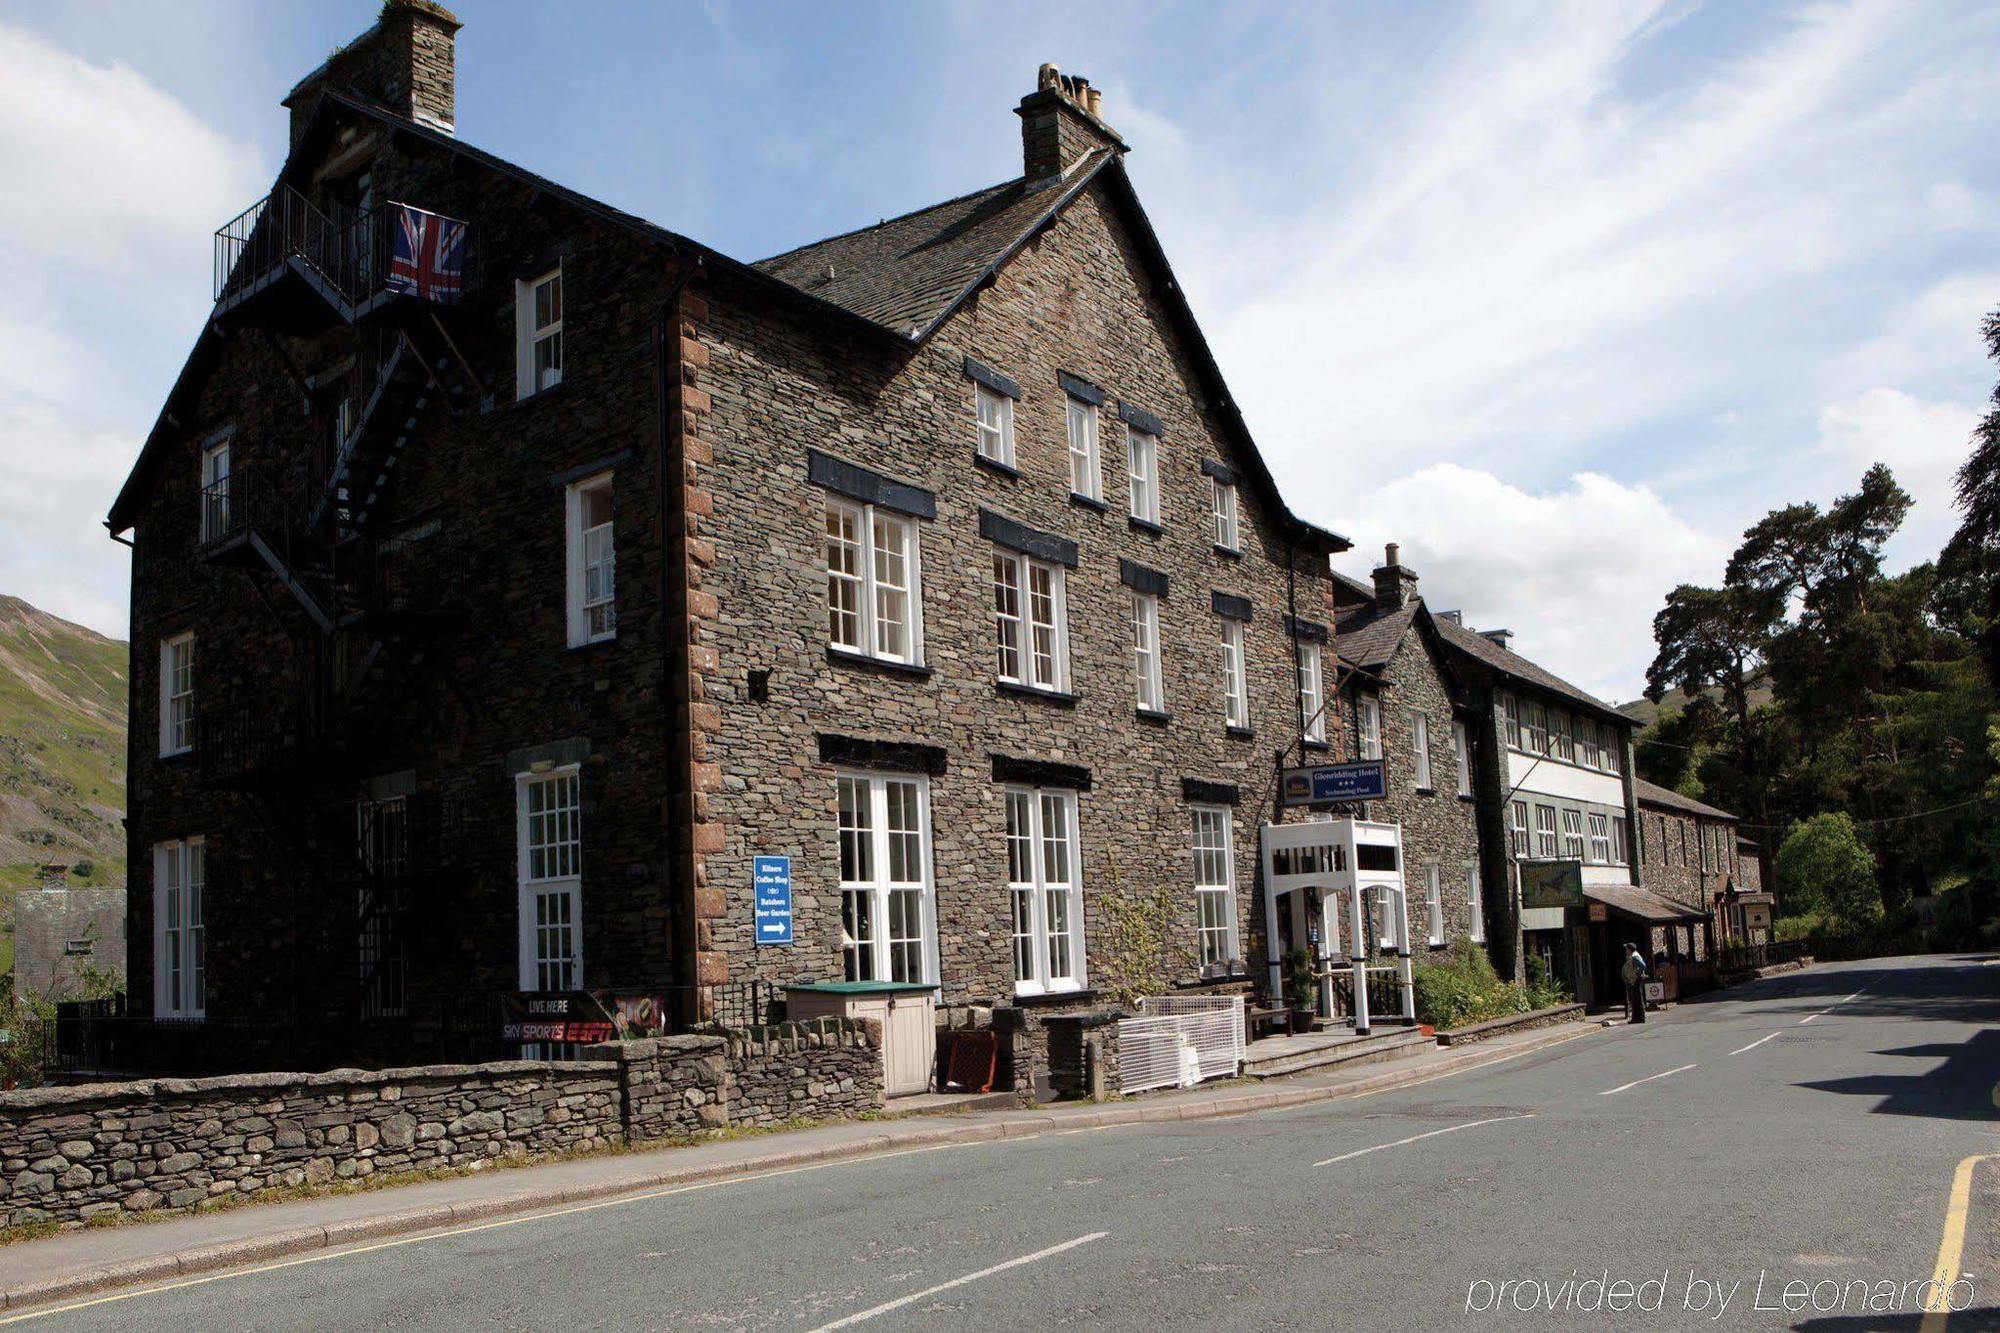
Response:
[0,23,262,273]
[0,401,133,638]
[1815,386,1982,560]
[1335,464,1729,702]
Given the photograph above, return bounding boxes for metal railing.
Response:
[1714,938,1807,976]
[214,186,472,312]
[195,702,307,787]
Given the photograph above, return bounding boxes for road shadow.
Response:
[1678,955,2000,1028]
[1793,1028,2000,1122]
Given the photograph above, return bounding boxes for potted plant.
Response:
[1283,947,1318,1034]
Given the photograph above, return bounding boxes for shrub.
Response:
[1411,940,1532,1029]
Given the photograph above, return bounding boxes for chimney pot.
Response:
[1385,542,1399,565]
[1018,61,1126,186]
[1371,542,1418,610]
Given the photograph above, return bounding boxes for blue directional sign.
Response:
[753,856,793,946]
[1279,759,1388,807]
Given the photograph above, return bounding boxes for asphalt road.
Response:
[15,954,2000,1331]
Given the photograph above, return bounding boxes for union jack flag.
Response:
[387,203,466,302]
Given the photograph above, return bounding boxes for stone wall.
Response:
[0,1019,881,1230]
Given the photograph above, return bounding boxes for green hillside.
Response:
[0,596,128,976]
[1619,680,1774,727]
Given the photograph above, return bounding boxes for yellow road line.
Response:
[1919,1152,1996,1333]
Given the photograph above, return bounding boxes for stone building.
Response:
[1634,779,1774,948]
[1422,583,1703,1009]
[1329,552,1484,959]
[12,884,127,1001]
[105,5,1349,1073]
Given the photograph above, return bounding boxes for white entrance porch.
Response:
[1260,818,1416,1035]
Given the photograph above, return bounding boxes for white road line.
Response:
[808,1232,1109,1331]
[1800,1013,1820,1024]
[1731,1032,1781,1055]
[1311,1113,1534,1168]
[1600,1063,1699,1096]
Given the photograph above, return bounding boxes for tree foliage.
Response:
[1775,813,1879,930]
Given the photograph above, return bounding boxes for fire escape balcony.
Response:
[213,185,472,334]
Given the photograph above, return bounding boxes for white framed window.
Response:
[1212,477,1238,551]
[1534,804,1559,858]
[1466,860,1485,943]
[1588,812,1612,864]
[825,495,923,665]
[1425,863,1444,946]
[515,267,563,399]
[1561,808,1586,861]
[1411,713,1433,790]
[153,837,206,1019]
[1357,694,1382,760]
[1126,425,1160,523]
[993,549,1069,692]
[1499,691,1521,749]
[1524,700,1548,755]
[837,773,934,984]
[1552,710,1575,763]
[1006,787,1084,996]
[1452,720,1472,796]
[1299,640,1325,742]
[1601,724,1623,774]
[159,633,194,757]
[199,440,231,543]
[1579,720,1601,770]
[1131,590,1163,713]
[1191,806,1238,967]
[565,472,616,646]
[1219,616,1249,729]
[1510,800,1530,856]
[974,382,1014,467]
[517,767,582,991]
[1612,816,1630,865]
[1066,396,1101,500]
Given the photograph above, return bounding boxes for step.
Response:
[1241,1026,1432,1080]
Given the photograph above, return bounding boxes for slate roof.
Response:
[755,154,1113,339]
[1333,600,1418,671]
[1633,777,1737,822]
[1584,884,1707,925]
[1432,616,1630,726]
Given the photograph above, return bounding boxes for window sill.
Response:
[1225,725,1255,741]
[1458,793,1477,803]
[973,453,1020,479]
[1428,940,1449,951]
[158,749,195,765]
[827,646,933,679]
[1069,492,1109,514]
[1128,515,1166,537]
[1414,786,1436,797]
[1010,987,1098,1008]
[997,680,1079,708]
[1136,707,1172,725]
[567,632,618,652]
[1213,544,1242,560]
[1302,738,1331,753]
[510,380,568,411]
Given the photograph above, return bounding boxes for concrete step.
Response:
[1242,1026,1432,1080]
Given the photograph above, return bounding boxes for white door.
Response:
[883,994,936,1096]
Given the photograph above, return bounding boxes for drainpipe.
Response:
[652,253,704,1011]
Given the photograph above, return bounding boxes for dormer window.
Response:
[516,267,563,399]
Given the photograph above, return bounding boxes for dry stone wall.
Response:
[0,1018,879,1229]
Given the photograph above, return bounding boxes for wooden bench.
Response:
[1245,1001,1292,1041]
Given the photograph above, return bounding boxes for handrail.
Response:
[214,187,472,311]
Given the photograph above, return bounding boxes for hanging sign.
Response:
[753,855,794,946]
[1279,759,1387,807]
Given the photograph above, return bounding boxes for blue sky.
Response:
[2,0,1995,700]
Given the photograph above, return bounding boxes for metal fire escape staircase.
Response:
[198,184,476,791]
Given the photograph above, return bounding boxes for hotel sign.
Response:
[1279,759,1387,807]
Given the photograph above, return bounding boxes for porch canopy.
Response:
[1583,885,1707,925]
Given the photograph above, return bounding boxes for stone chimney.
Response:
[1372,543,1419,610]
[1017,64,1128,189]
[285,0,462,145]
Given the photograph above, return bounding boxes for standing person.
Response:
[1621,941,1648,1024]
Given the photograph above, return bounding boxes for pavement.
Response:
[3,954,1996,1329]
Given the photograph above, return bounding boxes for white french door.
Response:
[837,773,935,984]
[1006,787,1085,996]
[517,767,582,991]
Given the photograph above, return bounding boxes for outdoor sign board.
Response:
[754,855,793,946]
[1518,859,1586,911]
[499,991,669,1045]
[1279,759,1387,807]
